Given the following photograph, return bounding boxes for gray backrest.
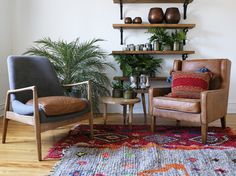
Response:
[7,56,64,103]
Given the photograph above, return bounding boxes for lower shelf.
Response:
[114,76,167,81]
[112,50,195,55]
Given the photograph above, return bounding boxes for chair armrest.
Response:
[63,80,93,113]
[6,86,40,122]
[148,87,171,115]
[201,89,228,124]
[7,86,36,94]
[63,80,91,87]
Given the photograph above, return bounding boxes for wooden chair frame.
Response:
[2,80,93,161]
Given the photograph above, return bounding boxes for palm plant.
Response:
[24,37,115,113]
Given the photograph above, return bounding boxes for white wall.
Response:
[0,0,13,115]
[1,0,236,113]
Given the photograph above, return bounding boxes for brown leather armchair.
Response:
[149,59,231,144]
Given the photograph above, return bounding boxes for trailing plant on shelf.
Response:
[24,37,115,113]
[114,54,162,77]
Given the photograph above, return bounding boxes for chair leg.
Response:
[201,124,208,144]
[35,125,42,161]
[89,112,94,138]
[220,116,226,129]
[176,120,181,127]
[151,116,156,132]
[2,117,9,144]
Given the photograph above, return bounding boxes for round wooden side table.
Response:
[101,97,140,125]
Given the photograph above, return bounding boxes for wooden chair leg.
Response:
[2,117,9,143]
[220,116,226,129]
[34,125,42,161]
[151,116,156,132]
[201,124,208,144]
[89,112,94,138]
[176,120,181,127]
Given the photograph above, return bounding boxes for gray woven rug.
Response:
[50,146,236,176]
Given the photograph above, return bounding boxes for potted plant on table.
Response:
[123,83,136,99]
[112,80,123,98]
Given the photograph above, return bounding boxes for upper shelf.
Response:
[113,0,193,3]
[113,23,196,29]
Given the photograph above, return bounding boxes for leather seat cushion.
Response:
[153,96,201,113]
[26,96,88,116]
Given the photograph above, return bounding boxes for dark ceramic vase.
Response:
[165,7,181,24]
[124,17,132,24]
[133,17,142,24]
[148,8,164,24]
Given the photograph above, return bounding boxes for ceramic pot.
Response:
[133,17,142,24]
[124,17,132,24]
[124,90,135,99]
[148,8,164,24]
[165,7,181,24]
[112,89,123,98]
[173,41,180,51]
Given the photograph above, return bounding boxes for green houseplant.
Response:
[111,80,123,98]
[171,30,186,51]
[147,28,171,51]
[123,82,136,99]
[114,54,162,77]
[24,37,115,113]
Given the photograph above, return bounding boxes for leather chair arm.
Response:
[148,87,171,115]
[201,89,228,124]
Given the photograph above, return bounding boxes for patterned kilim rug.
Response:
[46,125,236,160]
[50,146,236,176]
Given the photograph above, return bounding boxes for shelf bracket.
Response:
[120,0,123,20]
[183,28,189,45]
[182,54,188,60]
[183,0,190,20]
[120,27,124,45]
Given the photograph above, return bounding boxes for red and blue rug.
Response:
[46,125,236,160]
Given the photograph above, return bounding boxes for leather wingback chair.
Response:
[2,56,94,161]
[149,59,231,144]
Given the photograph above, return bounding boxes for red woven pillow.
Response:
[167,71,211,99]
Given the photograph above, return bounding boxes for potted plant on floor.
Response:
[112,80,123,98]
[24,38,115,112]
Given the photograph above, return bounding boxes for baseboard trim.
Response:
[228,103,236,113]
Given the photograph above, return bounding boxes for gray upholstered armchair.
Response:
[2,56,93,161]
[149,59,231,144]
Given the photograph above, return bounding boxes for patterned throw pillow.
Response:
[167,71,211,99]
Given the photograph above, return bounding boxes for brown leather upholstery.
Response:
[149,59,231,143]
[27,96,88,116]
[153,97,201,113]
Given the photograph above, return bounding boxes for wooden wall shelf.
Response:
[113,0,193,20]
[112,50,195,60]
[113,0,193,3]
[112,50,195,55]
[114,76,167,81]
[113,23,195,29]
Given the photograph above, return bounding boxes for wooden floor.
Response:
[0,113,236,176]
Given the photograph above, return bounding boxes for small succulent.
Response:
[112,80,123,89]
